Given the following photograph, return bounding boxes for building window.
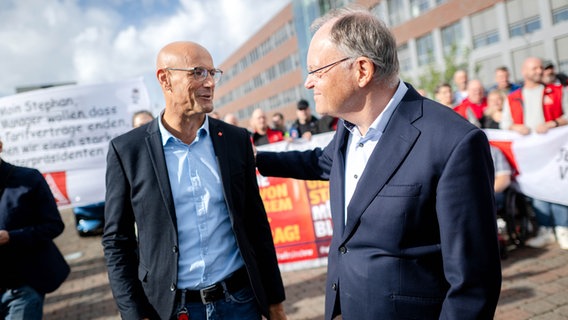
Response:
[387,0,406,26]
[370,2,388,23]
[473,31,500,49]
[556,35,568,74]
[441,22,462,55]
[506,0,541,38]
[397,43,412,73]
[410,0,430,18]
[471,6,499,49]
[552,6,568,24]
[416,33,435,66]
[318,0,351,14]
[509,17,541,38]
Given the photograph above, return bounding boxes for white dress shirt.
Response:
[343,80,408,224]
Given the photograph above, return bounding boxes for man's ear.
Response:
[157,69,171,92]
[355,57,375,87]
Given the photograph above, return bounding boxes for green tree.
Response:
[404,45,474,97]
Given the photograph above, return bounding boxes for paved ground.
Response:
[44,208,568,319]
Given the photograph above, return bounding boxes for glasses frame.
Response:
[165,67,223,83]
[307,57,352,78]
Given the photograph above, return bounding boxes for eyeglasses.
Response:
[307,57,352,78]
[165,67,223,83]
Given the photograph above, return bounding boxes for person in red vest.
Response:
[453,79,486,127]
[249,108,284,146]
[500,56,568,250]
[501,57,568,134]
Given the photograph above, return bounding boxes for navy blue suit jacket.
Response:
[102,117,285,320]
[0,160,68,294]
[257,87,502,319]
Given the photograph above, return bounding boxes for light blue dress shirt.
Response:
[158,115,244,289]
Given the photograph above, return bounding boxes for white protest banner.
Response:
[485,127,568,206]
[0,78,150,207]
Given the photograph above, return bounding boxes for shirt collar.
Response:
[343,80,408,139]
[158,110,210,146]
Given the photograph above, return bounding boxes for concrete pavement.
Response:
[43,208,568,319]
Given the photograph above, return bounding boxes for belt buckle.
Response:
[199,284,218,304]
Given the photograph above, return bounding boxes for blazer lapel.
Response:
[145,119,177,224]
[328,125,350,237]
[208,119,234,211]
[342,94,422,242]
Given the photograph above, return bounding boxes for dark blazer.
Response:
[257,87,502,319]
[102,117,285,320]
[0,161,68,294]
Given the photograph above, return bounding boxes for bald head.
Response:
[223,113,239,126]
[453,70,468,91]
[522,57,543,87]
[250,108,268,133]
[156,41,212,70]
[467,79,484,104]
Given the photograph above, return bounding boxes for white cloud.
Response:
[0,0,290,104]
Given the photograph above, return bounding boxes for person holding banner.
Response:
[102,41,286,320]
[1,137,70,320]
[132,110,154,128]
[500,56,568,250]
[250,108,285,146]
[256,7,501,320]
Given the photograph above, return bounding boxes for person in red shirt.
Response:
[249,108,284,146]
[453,79,486,126]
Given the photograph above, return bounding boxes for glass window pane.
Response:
[387,0,406,26]
[553,6,568,24]
[416,33,435,66]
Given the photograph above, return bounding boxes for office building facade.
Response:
[214,0,568,126]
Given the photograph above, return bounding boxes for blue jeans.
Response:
[532,199,568,228]
[0,286,44,320]
[175,285,261,320]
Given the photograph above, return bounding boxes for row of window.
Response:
[221,21,296,84]
[216,53,301,109]
[398,1,568,72]
[381,0,448,27]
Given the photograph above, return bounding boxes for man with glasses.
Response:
[102,41,287,320]
[256,8,501,320]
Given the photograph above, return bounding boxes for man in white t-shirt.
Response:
[500,57,568,250]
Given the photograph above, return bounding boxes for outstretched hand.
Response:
[0,230,10,246]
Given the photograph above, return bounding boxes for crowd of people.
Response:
[428,57,568,251]
[215,99,338,147]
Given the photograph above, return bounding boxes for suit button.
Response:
[170,284,176,291]
[332,283,337,291]
[172,246,178,253]
[339,246,347,254]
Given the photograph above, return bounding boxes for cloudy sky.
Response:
[0,0,290,108]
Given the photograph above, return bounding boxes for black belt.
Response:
[179,267,249,304]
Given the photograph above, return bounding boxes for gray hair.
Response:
[311,7,399,87]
